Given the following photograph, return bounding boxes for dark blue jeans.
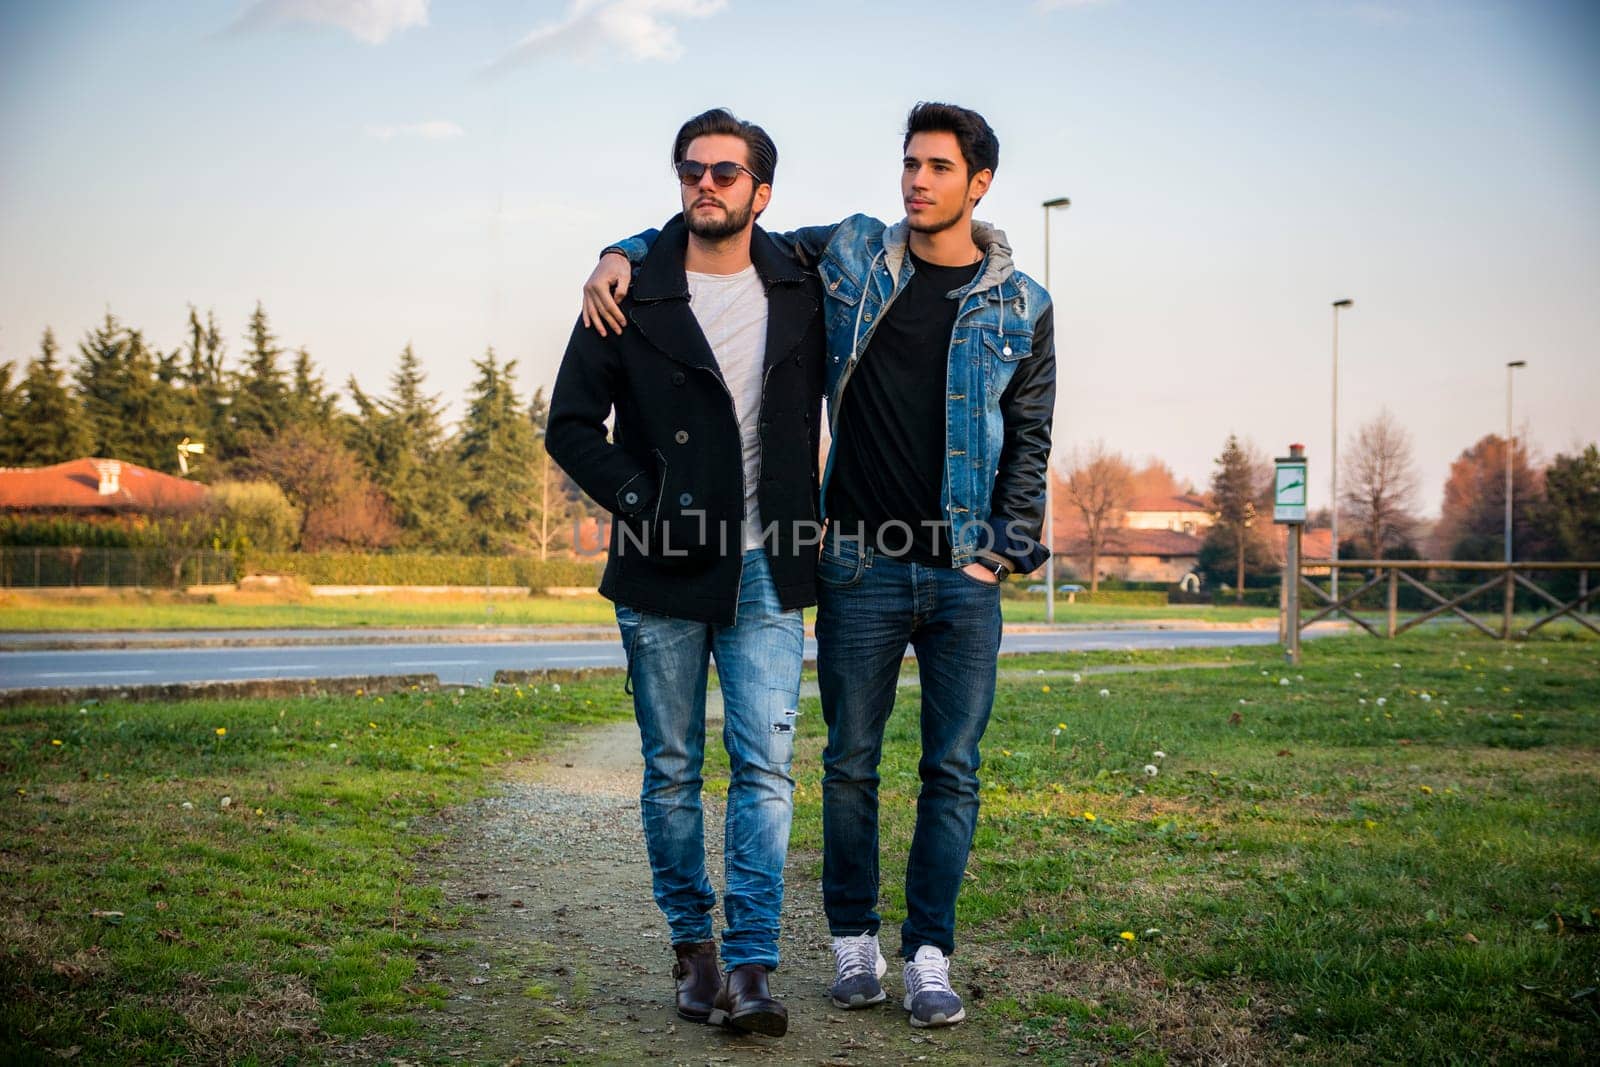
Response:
[615,549,802,970]
[815,535,1002,959]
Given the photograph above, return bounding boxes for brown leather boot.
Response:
[708,963,788,1036]
[671,941,720,1022]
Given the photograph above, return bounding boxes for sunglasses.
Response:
[674,159,761,188]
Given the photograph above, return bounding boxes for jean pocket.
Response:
[954,566,1003,592]
[817,546,864,588]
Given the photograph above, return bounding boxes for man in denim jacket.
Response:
[583,102,1055,1029]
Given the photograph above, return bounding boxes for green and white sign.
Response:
[1274,459,1308,523]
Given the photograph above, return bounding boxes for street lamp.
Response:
[1042,197,1071,623]
[1330,298,1353,602]
[1505,360,1526,564]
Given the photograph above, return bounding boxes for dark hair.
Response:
[671,108,778,186]
[903,102,999,178]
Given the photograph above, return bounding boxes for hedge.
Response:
[248,553,603,588]
[1068,590,1168,607]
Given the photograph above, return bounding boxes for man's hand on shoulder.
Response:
[582,253,633,337]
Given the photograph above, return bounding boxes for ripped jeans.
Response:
[615,549,802,971]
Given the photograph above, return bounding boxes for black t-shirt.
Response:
[826,250,982,566]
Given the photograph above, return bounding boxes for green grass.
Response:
[6,631,1596,1063]
[0,680,634,1063]
[0,590,624,631]
[0,589,1279,633]
[778,632,1600,1064]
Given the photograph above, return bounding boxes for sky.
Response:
[1,0,1596,517]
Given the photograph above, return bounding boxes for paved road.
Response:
[0,627,1301,690]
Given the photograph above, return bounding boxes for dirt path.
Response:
[375,704,1015,1065]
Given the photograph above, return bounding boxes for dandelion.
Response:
[1419,785,1433,795]
[1001,748,1012,757]
[50,739,62,746]
[215,727,226,737]
[1512,713,1523,720]
[1363,819,1377,830]
[1098,688,1110,698]
[254,807,264,815]
[1279,677,1290,686]
[1036,669,1046,676]
[181,801,193,810]
[1376,697,1387,707]
[220,796,232,808]
[1392,663,1401,669]
[1072,673,1082,684]
[552,683,562,693]
[1152,750,1166,760]
[1041,685,1051,693]
[1058,722,1068,731]
[355,689,364,696]
[1358,698,1367,705]
[1354,672,1362,679]
[375,697,384,704]
[1083,811,1097,822]
[328,743,338,749]
[1143,764,1159,777]
[369,722,378,729]
[1119,931,1136,941]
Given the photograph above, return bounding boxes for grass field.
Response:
[4,631,1596,1063]
[0,589,1277,632]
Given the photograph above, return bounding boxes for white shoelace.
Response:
[833,934,880,979]
[904,948,953,996]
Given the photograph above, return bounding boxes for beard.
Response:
[905,200,966,235]
[684,190,756,239]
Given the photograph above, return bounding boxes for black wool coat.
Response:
[546,217,826,625]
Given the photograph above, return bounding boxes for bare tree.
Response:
[1341,408,1420,559]
[1060,441,1134,593]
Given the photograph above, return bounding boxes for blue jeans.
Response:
[615,549,802,970]
[815,535,1002,959]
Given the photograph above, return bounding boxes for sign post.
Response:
[1274,444,1308,665]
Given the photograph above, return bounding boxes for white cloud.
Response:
[485,0,726,75]
[365,120,464,140]
[233,0,430,45]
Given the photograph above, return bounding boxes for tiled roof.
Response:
[0,458,209,511]
[1126,493,1212,513]
[1059,528,1204,557]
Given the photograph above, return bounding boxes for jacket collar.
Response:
[632,215,807,304]
[880,217,1015,296]
[628,215,817,375]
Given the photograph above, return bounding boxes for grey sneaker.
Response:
[829,932,888,1008]
[903,945,965,1027]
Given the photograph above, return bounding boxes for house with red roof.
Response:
[0,458,208,516]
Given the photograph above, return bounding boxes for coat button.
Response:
[674,430,689,444]
[672,372,686,386]
[679,492,693,507]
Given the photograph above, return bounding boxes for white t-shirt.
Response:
[685,265,768,551]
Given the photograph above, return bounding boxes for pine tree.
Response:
[0,361,21,465]
[75,314,184,470]
[457,348,538,552]
[1205,434,1270,602]
[288,347,338,428]
[354,343,467,550]
[15,329,92,465]
[176,306,229,465]
[228,301,291,451]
